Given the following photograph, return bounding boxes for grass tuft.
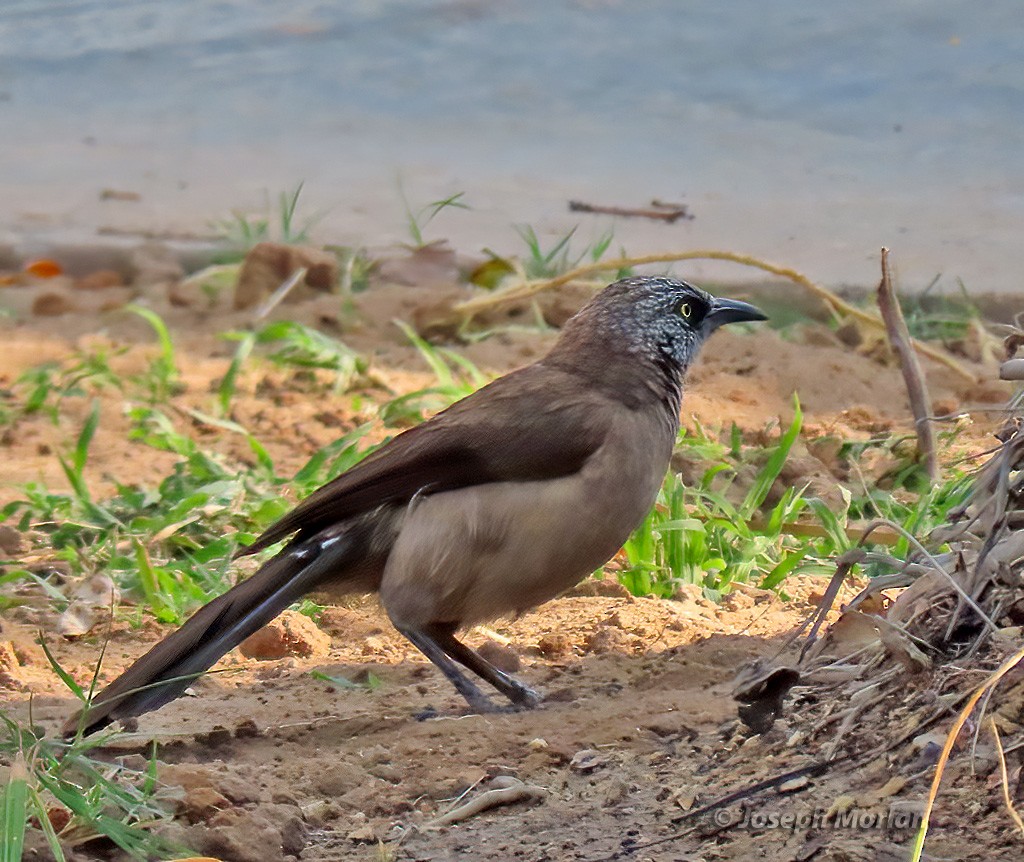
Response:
[621,396,815,597]
[378,322,489,426]
[1,640,188,860]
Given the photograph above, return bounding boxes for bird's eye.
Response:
[677,301,691,319]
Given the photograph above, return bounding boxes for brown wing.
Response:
[239,363,611,556]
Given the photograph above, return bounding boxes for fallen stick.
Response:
[427,776,547,827]
[876,248,938,482]
[568,200,692,223]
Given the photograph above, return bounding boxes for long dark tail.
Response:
[64,522,374,737]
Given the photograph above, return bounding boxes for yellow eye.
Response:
[678,301,691,318]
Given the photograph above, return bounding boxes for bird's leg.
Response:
[425,622,541,709]
[396,625,502,714]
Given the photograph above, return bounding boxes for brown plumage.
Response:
[64,276,765,736]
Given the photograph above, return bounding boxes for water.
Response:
[2,0,1022,290]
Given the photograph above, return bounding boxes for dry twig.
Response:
[452,250,975,381]
[909,643,1024,862]
[568,200,691,222]
[990,719,1024,836]
[426,777,547,827]
[876,248,938,481]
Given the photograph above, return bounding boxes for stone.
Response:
[476,639,520,673]
[232,242,339,310]
[182,786,232,824]
[31,291,75,316]
[201,808,287,862]
[239,610,331,660]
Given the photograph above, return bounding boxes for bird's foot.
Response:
[462,686,543,715]
[471,683,542,713]
[413,697,504,719]
[414,685,543,720]
[413,706,439,722]
[505,683,542,709]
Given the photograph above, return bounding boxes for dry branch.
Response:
[452,250,975,382]
[780,378,1024,857]
[427,777,547,827]
[876,248,938,482]
[568,200,691,222]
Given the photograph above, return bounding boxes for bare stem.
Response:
[876,248,939,482]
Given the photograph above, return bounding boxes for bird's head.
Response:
[555,276,767,373]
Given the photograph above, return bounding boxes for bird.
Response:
[64,276,766,736]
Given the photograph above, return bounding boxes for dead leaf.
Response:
[569,749,607,773]
[23,258,63,278]
[57,575,119,637]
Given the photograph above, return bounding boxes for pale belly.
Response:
[380,418,673,629]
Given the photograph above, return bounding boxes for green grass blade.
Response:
[279,182,303,240]
[27,787,67,862]
[183,408,275,475]
[759,548,808,590]
[37,634,86,701]
[72,400,101,475]
[125,305,179,399]
[442,349,490,387]
[218,331,256,415]
[309,670,361,689]
[590,228,614,261]
[394,320,455,385]
[542,226,576,266]
[423,191,468,223]
[57,454,91,505]
[1,754,28,862]
[125,306,174,369]
[806,496,853,552]
[36,772,160,858]
[741,393,802,517]
[133,540,172,621]
[293,423,374,488]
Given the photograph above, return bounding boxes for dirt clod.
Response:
[536,632,573,657]
[239,610,331,660]
[583,625,637,654]
[476,638,520,672]
[131,242,185,291]
[0,641,27,692]
[200,808,292,862]
[182,785,232,824]
[31,291,74,316]
[0,524,23,555]
[233,243,339,310]
[344,812,377,843]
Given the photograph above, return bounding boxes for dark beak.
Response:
[703,296,768,332]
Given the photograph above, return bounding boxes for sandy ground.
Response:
[0,265,1018,861]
